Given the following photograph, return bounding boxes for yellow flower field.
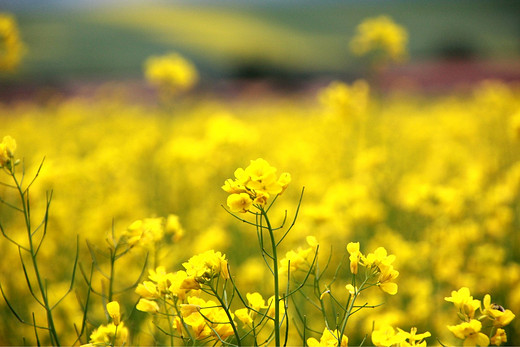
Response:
[0,10,519,347]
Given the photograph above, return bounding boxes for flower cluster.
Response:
[144,52,198,95]
[307,328,348,347]
[279,236,318,274]
[0,13,25,71]
[180,296,236,340]
[122,214,184,248]
[182,249,230,283]
[372,325,430,347]
[445,287,515,346]
[347,242,399,295]
[350,15,408,62]
[222,158,291,213]
[319,80,370,117]
[88,301,129,347]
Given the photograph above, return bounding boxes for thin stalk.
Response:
[260,207,281,347]
[11,165,61,346]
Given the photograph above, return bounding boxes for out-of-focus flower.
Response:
[136,298,160,313]
[350,15,408,62]
[89,322,129,346]
[447,319,489,347]
[319,80,370,116]
[347,242,361,274]
[307,328,348,347]
[144,52,198,95]
[0,13,25,71]
[0,135,16,167]
[490,328,507,346]
[279,236,318,274]
[372,325,407,347]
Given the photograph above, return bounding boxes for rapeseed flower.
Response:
[350,15,408,62]
[0,13,25,71]
[0,135,16,167]
[447,319,489,347]
[223,158,290,212]
[371,325,407,346]
[307,327,348,347]
[490,328,507,346]
[89,322,129,346]
[445,287,481,319]
[182,250,230,283]
[144,52,198,95]
[106,301,121,326]
[481,294,515,327]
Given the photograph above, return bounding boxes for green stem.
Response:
[261,207,280,347]
[209,282,241,346]
[11,166,61,346]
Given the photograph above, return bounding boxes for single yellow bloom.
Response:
[372,325,407,347]
[0,135,16,166]
[447,319,489,347]
[346,242,361,274]
[247,292,267,312]
[227,193,253,213]
[445,287,481,319]
[106,301,121,325]
[235,308,253,326]
[482,294,515,327]
[89,322,129,347]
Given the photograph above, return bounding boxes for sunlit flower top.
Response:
[222,158,291,213]
[144,52,198,95]
[307,328,348,347]
[350,15,408,62]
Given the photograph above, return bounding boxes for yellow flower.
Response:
[396,327,431,346]
[106,301,121,326]
[181,296,236,341]
[246,292,267,312]
[371,325,407,347]
[144,52,198,95]
[345,284,356,296]
[235,308,253,326]
[183,250,230,282]
[223,159,290,211]
[346,242,361,274]
[350,15,408,62]
[490,328,507,346]
[136,298,160,313]
[447,319,490,347]
[89,322,129,347]
[445,287,481,319]
[319,80,370,116]
[227,193,253,213]
[0,14,25,71]
[267,295,285,319]
[482,294,516,327]
[377,263,399,295]
[0,135,16,167]
[135,281,160,299]
[165,214,184,242]
[307,328,348,347]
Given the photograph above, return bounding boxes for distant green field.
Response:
[8,0,520,82]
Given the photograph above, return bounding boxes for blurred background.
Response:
[1,0,520,98]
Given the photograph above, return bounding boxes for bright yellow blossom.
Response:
[346,242,361,274]
[445,287,481,319]
[136,298,160,313]
[227,193,253,213]
[372,325,407,347]
[447,319,489,347]
[182,250,230,282]
[106,301,121,326]
[481,294,516,327]
[307,328,348,347]
[396,327,431,346]
[89,322,129,347]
